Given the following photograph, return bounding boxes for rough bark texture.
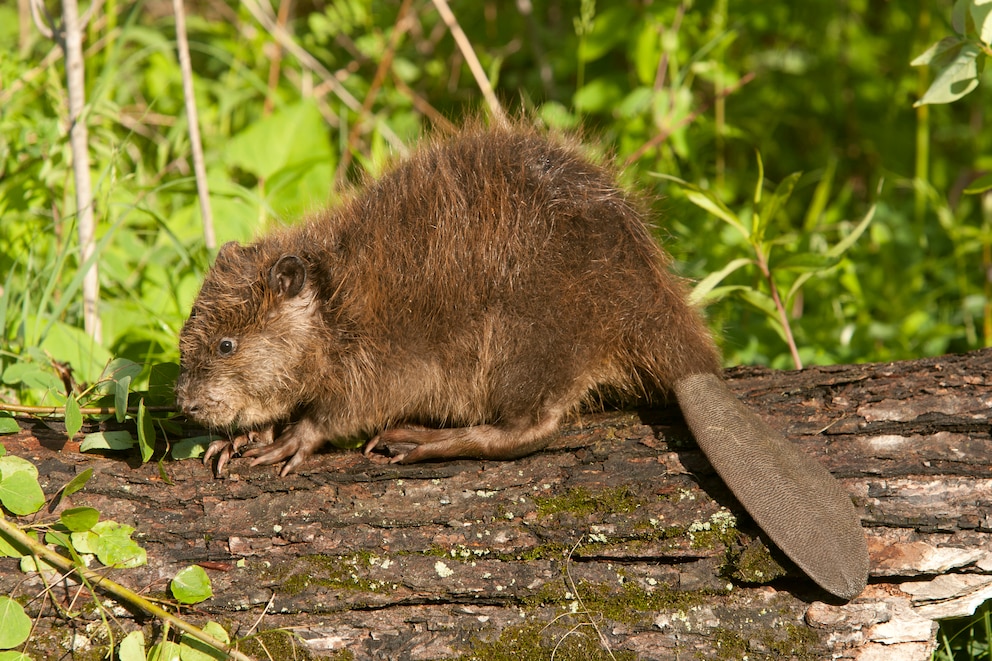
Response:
[3,349,992,660]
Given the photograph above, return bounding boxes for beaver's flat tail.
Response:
[673,372,868,600]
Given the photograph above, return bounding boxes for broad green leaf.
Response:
[39,320,113,386]
[224,101,332,180]
[0,596,31,649]
[171,437,215,460]
[179,621,229,661]
[118,631,146,661]
[0,529,25,557]
[20,555,58,575]
[0,457,44,515]
[0,650,32,660]
[60,506,99,532]
[62,468,93,497]
[148,641,182,661]
[76,521,147,568]
[64,394,82,439]
[689,258,754,305]
[114,374,131,423]
[0,417,18,434]
[911,36,966,67]
[1,363,60,392]
[170,565,213,604]
[101,358,143,386]
[80,431,135,453]
[964,172,992,194]
[972,0,992,44]
[914,41,981,106]
[574,77,625,113]
[137,398,155,463]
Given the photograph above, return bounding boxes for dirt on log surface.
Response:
[3,349,992,660]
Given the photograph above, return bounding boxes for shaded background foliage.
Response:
[0,0,989,386]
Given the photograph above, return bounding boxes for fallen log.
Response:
[2,349,991,660]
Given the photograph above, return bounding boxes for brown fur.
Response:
[176,122,869,600]
[177,123,721,470]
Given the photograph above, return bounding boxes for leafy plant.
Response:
[0,442,249,661]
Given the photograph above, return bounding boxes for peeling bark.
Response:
[3,349,992,660]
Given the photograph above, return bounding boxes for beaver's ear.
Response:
[269,255,307,299]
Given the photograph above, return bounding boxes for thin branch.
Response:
[0,402,174,415]
[61,0,102,344]
[172,0,215,249]
[430,0,508,127]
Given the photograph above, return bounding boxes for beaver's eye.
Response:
[218,338,237,356]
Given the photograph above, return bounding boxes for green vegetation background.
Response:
[1,0,990,399]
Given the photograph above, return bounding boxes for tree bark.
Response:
[3,349,992,660]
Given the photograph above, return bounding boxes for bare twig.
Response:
[172,0,215,249]
[429,0,508,127]
[61,0,102,343]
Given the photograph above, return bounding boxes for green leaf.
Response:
[972,0,992,44]
[118,630,146,661]
[171,436,215,460]
[769,252,839,272]
[756,171,802,245]
[137,398,155,463]
[683,190,748,238]
[224,101,332,180]
[573,77,625,113]
[0,456,45,515]
[170,564,213,604]
[579,5,634,62]
[80,430,135,453]
[179,621,229,661]
[74,521,147,568]
[148,641,182,661]
[1,362,60,392]
[64,394,82,439]
[148,362,180,407]
[689,258,754,305]
[964,172,992,194]
[0,417,18,435]
[60,506,99,532]
[0,650,32,660]
[0,596,31,649]
[0,528,26,557]
[913,40,981,106]
[101,358,143,387]
[62,468,93,497]
[827,202,877,258]
[114,374,131,423]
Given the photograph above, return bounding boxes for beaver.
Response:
[175,123,868,600]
